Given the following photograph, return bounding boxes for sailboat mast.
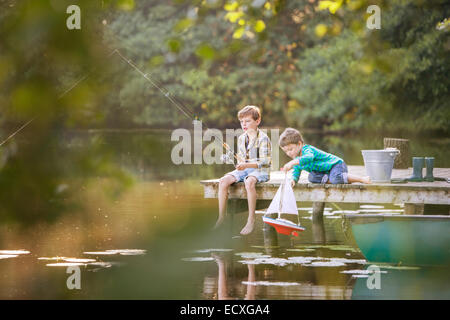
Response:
[278,172,288,219]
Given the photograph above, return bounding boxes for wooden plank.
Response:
[201,166,450,205]
[312,202,325,220]
[404,203,424,215]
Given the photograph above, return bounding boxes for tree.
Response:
[0,0,132,225]
[103,0,449,132]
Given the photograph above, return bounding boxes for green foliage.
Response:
[101,0,448,132]
[291,0,450,131]
[103,0,320,128]
[0,0,133,226]
[0,0,448,227]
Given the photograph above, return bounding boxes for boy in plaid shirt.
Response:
[215,105,271,235]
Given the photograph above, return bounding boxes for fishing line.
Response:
[113,48,245,163]
[1,21,245,164]
[0,48,119,147]
[0,118,35,148]
[114,49,195,122]
[102,29,247,162]
[1,44,269,166]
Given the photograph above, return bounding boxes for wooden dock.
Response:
[200,166,450,216]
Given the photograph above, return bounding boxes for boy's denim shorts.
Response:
[308,161,348,184]
[226,168,270,184]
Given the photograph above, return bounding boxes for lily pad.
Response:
[64,258,97,263]
[181,257,215,262]
[242,281,300,286]
[305,261,347,267]
[286,248,315,252]
[84,249,146,256]
[46,262,86,267]
[235,252,270,259]
[251,245,280,249]
[340,269,387,274]
[238,257,290,266]
[0,255,18,259]
[192,248,233,253]
[0,250,30,255]
[38,257,67,261]
[287,256,321,264]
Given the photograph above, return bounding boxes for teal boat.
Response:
[345,214,450,266]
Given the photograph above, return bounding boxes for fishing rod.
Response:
[0,118,35,148]
[113,48,250,165]
[0,11,257,167]
[0,49,119,148]
[102,27,242,162]
[1,47,267,166]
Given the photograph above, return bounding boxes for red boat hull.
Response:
[263,217,305,237]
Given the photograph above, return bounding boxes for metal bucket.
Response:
[361,149,400,183]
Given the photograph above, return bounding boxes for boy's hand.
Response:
[236,163,247,170]
[281,159,296,172]
[235,154,245,164]
[290,180,295,188]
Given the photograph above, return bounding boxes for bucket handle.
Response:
[385,147,400,158]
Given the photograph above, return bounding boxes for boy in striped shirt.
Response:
[279,128,371,186]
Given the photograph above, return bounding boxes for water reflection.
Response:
[46,262,87,267]
[179,211,366,299]
[0,131,449,299]
[0,250,30,255]
[38,255,132,271]
[0,250,30,260]
[84,249,146,256]
[196,249,356,300]
[312,209,326,245]
[181,203,449,300]
[213,252,256,300]
[351,265,450,299]
[0,255,19,259]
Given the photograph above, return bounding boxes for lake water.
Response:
[0,130,449,299]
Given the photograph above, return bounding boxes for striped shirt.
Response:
[237,129,271,175]
[292,144,343,182]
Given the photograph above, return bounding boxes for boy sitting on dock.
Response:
[215,105,272,235]
[279,128,371,186]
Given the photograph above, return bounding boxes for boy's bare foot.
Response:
[362,176,372,184]
[211,253,225,265]
[213,217,225,229]
[240,218,255,235]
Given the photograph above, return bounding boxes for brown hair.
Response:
[279,128,304,147]
[237,105,261,121]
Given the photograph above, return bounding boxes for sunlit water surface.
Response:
[1,131,449,299]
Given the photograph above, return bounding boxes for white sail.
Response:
[281,181,298,215]
[265,177,298,215]
[265,184,282,214]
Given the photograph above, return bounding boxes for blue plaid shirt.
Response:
[237,129,272,175]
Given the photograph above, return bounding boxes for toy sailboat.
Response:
[262,174,305,236]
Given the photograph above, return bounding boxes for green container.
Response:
[345,214,450,266]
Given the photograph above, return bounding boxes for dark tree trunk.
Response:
[384,137,410,169]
